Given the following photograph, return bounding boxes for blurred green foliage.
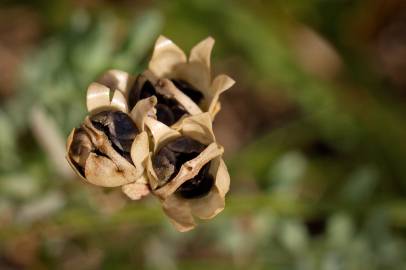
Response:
[1,0,406,269]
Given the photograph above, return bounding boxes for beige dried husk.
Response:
[147,36,235,122]
[145,113,230,232]
[86,69,135,115]
[66,71,156,200]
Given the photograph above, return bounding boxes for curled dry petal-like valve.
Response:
[87,82,128,114]
[86,70,136,115]
[66,106,151,199]
[96,69,134,97]
[145,113,230,232]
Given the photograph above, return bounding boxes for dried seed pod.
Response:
[66,110,149,190]
[67,73,155,200]
[145,113,230,232]
[67,39,234,227]
[128,36,235,127]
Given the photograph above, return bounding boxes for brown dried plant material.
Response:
[145,113,230,232]
[86,69,137,115]
[66,111,148,188]
[127,36,235,127]
[66,71,156,199]
[66,36,234,231]
[87,82,128,114]
[121,175,150,200]
[96,69,135,98]
[129,95,157,132]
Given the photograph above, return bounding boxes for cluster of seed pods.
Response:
[66,36,235,232]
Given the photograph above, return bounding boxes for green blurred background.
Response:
[1,0,406,269]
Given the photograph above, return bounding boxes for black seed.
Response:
[140,80,156,99]
[128,76,197,126]
[90,111,138,153]
[156,104,175,126]
[128,76,157,109]
[176,162,214,199]
[110,112,138,138]
[166,137,206,154]
[152,136,207,187]
[171,105,187,121]
[171,79,204,104]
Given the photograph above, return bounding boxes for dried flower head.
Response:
[127,36,235,127]
[145,113,230,232]
[66,36,234,232]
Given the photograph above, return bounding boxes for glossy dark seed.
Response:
[156,104,175,127]
[128,77,156,109]
[91,111,139,153]
[152,136,207,187]
[166,137,206,154]
[140,80,156,99]
[176,162,214,199]
[171,104,187,121]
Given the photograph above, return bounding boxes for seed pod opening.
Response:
[152,136,211,193]
[175,161,214,199]
[66,110,149,188]
[129,75,182,126]
[128,73,203,127]
[144,113,230,232]
[90,110,139,162]
[67,128,94,178]
[157,154,230,232]
[146,35,235,120]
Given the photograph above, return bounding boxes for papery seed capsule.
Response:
[145,113,230,232]
[66,110,148,188]
[146,36,235,122]
[66,36,235,232]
